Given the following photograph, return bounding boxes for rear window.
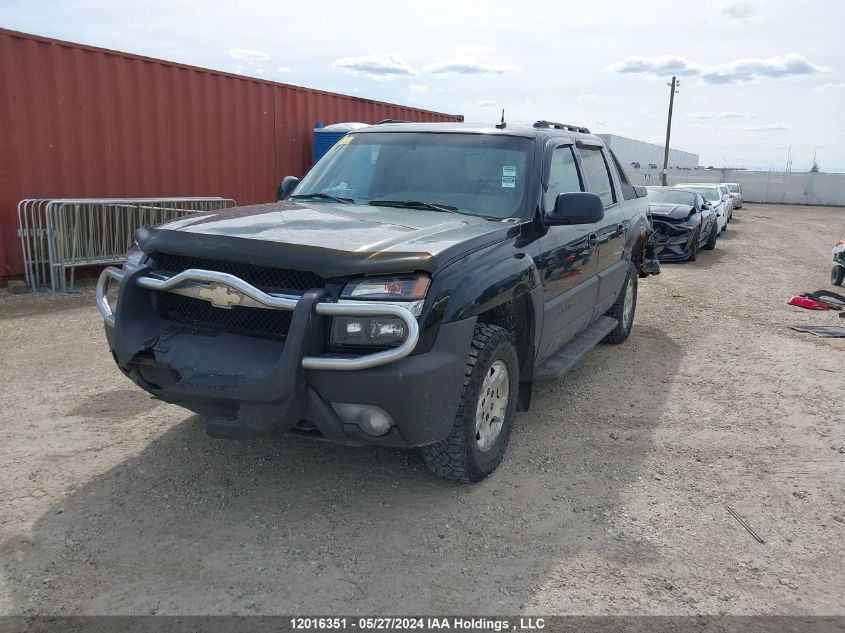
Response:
[728,184,741,193]
[687,186,721,203]
[578,147,616,207]
[648,189,696,206]
[608,149,639,200]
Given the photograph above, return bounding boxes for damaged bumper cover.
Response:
[96,265,473,446]
[648,219,698,261]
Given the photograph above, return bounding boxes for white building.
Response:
[598,134,699,171]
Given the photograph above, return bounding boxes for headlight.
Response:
[331,274,429,347]
[331,316,408,347]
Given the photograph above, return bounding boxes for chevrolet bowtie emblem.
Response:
[197,283,243,309]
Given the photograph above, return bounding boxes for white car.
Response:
[722,182,743,209]
[717,184,734,222]
[677,184,731,235]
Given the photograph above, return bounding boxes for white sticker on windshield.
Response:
[501,176,516,188]
[503,166,517,177]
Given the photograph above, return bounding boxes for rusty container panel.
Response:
[0,29,462,283]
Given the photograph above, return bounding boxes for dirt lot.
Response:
[0,203,843,616]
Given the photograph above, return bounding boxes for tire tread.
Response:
[421,324,515,483]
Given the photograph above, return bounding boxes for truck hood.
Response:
[135,200,522,279]
[648,202,695,220]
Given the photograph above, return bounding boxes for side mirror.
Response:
[276,176,300,201]
[545,192,604,226]
[722,194,731,202]
[702,202,712,209]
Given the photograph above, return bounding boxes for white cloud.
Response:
[575,94,598,101]
[476,100,497,107]
[751,123,790,131]
[277,66,293,74]
[607,53,828,84]
[408,84,431,93]
[253,68,266,75]
[702,54,829,84]
[721,1,754,18]
[689,123,790,131]
[228,48,271,61]
[425,60,518,75]
[815,83,845,91]
[332,54,419,79]
[606,55,703,77]
[423,45,519,75]
[684,111,757,119]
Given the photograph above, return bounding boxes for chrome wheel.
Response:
[622,279,635,329]
[475,360,509,452]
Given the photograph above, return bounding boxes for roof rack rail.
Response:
[377,119,410,124]
[533,120,591,134]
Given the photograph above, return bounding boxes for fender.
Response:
[413,224,541,354]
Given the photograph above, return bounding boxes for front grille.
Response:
[150,252,323,340]
[158,292,293,341]
[152,253,323,293]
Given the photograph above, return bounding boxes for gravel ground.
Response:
[0,203,843,616]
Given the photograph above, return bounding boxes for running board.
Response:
[534,316,618,382]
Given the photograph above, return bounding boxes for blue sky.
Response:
[3,0,844,171]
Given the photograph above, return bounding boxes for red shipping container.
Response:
[0,28,462,284]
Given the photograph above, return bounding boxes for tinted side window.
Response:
[579,146,616,207]
[608,148,638,200]
[544,146,582,211]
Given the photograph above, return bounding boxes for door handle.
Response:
[589,233,598,246]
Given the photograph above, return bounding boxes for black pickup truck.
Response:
[97,121,656,482]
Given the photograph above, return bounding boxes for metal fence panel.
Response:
[18,197,235,292]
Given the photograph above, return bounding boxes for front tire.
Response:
[833,265,845,286]
[703,222,718,250]
[603,263,638,345]
[687,229,700,262]
[421,324,519,483]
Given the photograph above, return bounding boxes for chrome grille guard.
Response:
[96,267,420,371]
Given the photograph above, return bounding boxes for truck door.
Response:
[577,143,627,316]
[536,144,600,361]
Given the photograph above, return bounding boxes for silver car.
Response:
[722,182,743,209]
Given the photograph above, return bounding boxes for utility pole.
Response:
[661,76,679,186]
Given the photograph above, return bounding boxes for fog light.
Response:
[330,316,407,347]
[331,403,393,436]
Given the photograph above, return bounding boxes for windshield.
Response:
[728,184,740,193]
[648,188,696,206]
[687,186,721,203]
[294,132,531,219]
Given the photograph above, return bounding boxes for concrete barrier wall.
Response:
[627,168,845,206]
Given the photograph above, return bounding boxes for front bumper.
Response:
[649,221,696,261]
[97,266,474,446]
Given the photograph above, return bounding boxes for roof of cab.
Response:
[353,120,602,144]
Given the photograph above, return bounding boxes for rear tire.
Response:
[703,222,718,250]
[603,263,637,345]
[421,324,519,483]
[833,265,845,286]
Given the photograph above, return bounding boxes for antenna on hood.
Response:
[495,109,506,129]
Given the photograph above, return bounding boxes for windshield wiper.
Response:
[290,192,354,204]
[369,200,458,213]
